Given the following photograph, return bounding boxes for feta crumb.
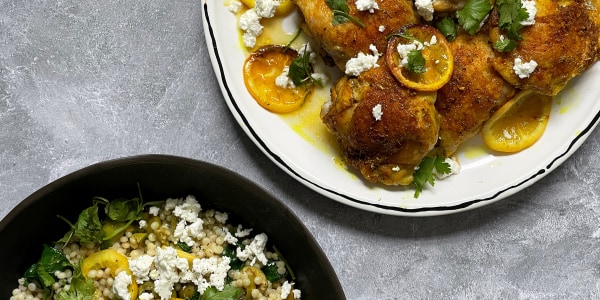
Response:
[372,103,383,121]
[235,224,253,238]
[239,9,263,48]
[138,219,147,229]
[254,0,280,18]
[236,233,269,265]
[414,0,434,21]
[113,271,133,300]
[513,57,538,78]
[281,281,293,299]
[191,257,232,293]
[434,157,461,179]
[129,255,154,284]
[154,247,191,299]
[275,66,296,89]
[356,0,379,13]
[227,0,243,13]
[345,45,380,76]
[396,40,424,67]
[214,211,228,223]
[293,289,301,299]
[520,0,537,26]
[148,206,160,216]
[173,196,202,223]
[138,293,154,300]
[378,25,385,32]
[392,166,400,172]
[223,227,239,244]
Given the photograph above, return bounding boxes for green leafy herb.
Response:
[178,241,193,253]
[187,291,201,300]
[456,0,492,35]
[412,156,451,198]
[288,46,322,87]
[200,285,243,300]
[435,17,457,42]
[406,50,427,74]
[57,204,103,245]
[261,261,286,282]
[24,245,73,297]
[55,275,96,300]
[494,36,518,52]
[325,0,365,27]
[222,245,244,270]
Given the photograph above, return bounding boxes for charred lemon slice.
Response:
[386,24,453,92]
[243,45,310,113]
[240,0,295,16]
[482,90,552,153]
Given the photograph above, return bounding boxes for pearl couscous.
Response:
[11,194,301,300]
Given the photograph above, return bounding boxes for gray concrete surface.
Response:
[1,1,600,299]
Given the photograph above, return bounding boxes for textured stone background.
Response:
[1,1,600,299]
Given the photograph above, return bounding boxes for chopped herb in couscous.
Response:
[11,193,301,300]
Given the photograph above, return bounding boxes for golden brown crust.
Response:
[322,59,439,185]
[436,32,515,156]
[295,0,418,71]
[489,0,600,95]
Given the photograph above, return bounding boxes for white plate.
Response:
[201,1,600,216]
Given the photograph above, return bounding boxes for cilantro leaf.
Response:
[494,37,518,52]
[406,50,426,74]
[200,285,243,300]
[435,17,457,42]
[57,204,104,245]
[288,46,322,87]
[261,260,286,282]
[325,0,365,27]
[456,0,492,35]
[412,156,451,198]
[55,276,96,300]
[496,0,529,40]
[24,245,73,296]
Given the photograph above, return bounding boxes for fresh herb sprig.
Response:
[325,0,365,28]
[412,155,451,198]
[288,45,323,88]
[456,0,492,35]
[493,0,530,52]
[387,32,427,74]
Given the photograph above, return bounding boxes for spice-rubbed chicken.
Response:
[436,31,515,156]
[321,58,439,185]
[294,0,418,71]
[489,0,600,95]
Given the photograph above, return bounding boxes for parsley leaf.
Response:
[406,50,426,74]
[325,0,365,27]
[435,17,457,42]
[456,0,492,35]
[412,156,451,198]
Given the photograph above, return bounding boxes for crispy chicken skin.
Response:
[433,0,467,12]
[295,0,418,71]
[436,32,515,156]
[489,0,600,95]
[321,58,439,185]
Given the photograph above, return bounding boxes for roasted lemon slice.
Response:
[386,24,453,92]
[482,90,552,153]
[243,45,310,113]
[240,0,295,16]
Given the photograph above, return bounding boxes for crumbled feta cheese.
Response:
[113,271,133,300]
[236,233,268,265]
[513,57,538,78]
[345,45,380,76]
[293,290,301,299]
[254,0,280,18]
[235,224,253,238]
[396,40,424,67]
[356,0,379,13]
[378,25,385,32]
[434,157,461,179]
[239,9,263,48]
[298,43,317,64]
[148,206,160,216]
[372,103,383,121]
[138,219,147,229]
[190,257,232,293]
[281,281,293,299]
[138,293,154,300]
[392,166,400,172]
[223,227,239,245]
[154,247,191,300]
[227,0,243,13]
[520,0,537,26]
[129,254,155,284]
[414,0,434,21]
[174,219,204,247]
[173,196,202,223]
[275,66,296,89]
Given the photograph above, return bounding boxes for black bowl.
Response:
[0,154,345,299]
